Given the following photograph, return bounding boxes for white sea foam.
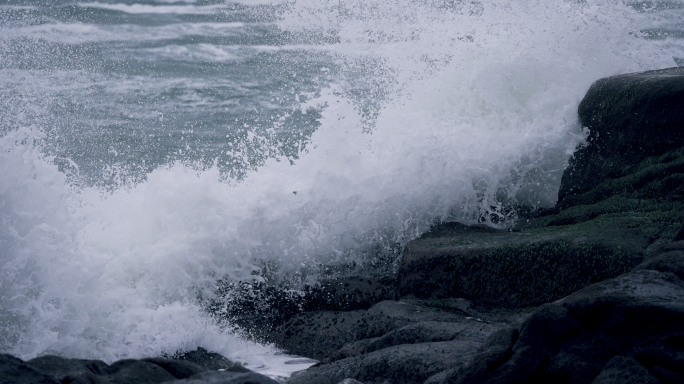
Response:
[0,22,248,44]
[76,2,225,14]
[1,0,683,376]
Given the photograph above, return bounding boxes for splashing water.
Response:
[1,0,683,375]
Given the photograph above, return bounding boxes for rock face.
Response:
[399,222,644,308]
[284,301,515,384]
[559,66,684,204]
[448,266,684,384]
[206,276,398,343]
[398,67,684,310]
[1,348,278,384]
[264,299,506,362]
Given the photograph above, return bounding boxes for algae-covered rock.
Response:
[399,222,644,308]
[559,66,684,205]
[399,67,684,309]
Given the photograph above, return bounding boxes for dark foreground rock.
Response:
[265,298,520,362]
[1,348,277,384]
[440,263,684,384]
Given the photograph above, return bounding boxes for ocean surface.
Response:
[1,0,683,379]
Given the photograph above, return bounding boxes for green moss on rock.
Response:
[400,240,639,309]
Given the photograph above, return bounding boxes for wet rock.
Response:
[332,320,502,360]
[171,347,242,371]
[267,299,471,361]
[426,327,520,383]
[27,355,110,383]
[591,356,660,384]
[105,359,178,384]
[3,350,278,384]
[205,277,397,343]
[266,309,369,360]
[336,379,364,384]
[0,354,59,384]
[301,276,398,312]
[141,358,207,379]
[288,339,482,384]
[559,66,684,205]
[452,269,684,383]
[399,223,643,308]
[165,369,279,384]
[398,68,684,308]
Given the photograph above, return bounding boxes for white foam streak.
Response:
[76,2,225,14]
[0,22,248,44]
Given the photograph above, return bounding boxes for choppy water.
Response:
[1,0,683,378]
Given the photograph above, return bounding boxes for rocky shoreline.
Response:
[3,67,684,384]
[278,66,684,384]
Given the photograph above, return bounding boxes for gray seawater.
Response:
[1,0,684,378]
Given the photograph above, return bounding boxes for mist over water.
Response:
[1,0,683,375]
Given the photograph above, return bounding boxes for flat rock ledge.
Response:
[0,348,277,384]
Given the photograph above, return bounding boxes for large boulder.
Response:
[440,265,684,384]
[398,67,684,308]
[559,66,684,206]
[399,222,643,309]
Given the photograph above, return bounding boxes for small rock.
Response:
[172,347,243,371]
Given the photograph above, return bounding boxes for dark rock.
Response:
[265,309,369,360]
[287,339,482,384]
[590,356,660,384]
[0,354,59,384]
[300,276,398,312]
[332,321,502,360]
[264,300,470,361]
[164,369,279,384]
[205,277,397,343]
[141,358,208,379]
[452,269,684,383]
[105,359,177,384]
[559,66,684,205]
[424,327,521,383]
[336,380,364,384]
[674,223,684,242]
[27,355,109,383]
[649,365,684,384]
[172,347,242,371]
[399,222,643,308]
[636,248,684,281]
[398,68,684,307]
